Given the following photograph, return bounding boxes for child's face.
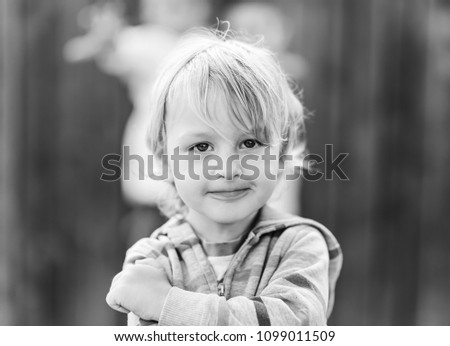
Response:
[164,92,280,231]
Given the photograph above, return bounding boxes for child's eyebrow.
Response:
[177,130,217,141]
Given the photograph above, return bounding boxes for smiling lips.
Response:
[207,188,250,200]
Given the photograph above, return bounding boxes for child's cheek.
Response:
[238,147,280,182]
[168,155,205,182]
[261,146,281,181]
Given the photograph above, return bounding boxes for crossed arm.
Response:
[106,228,330,325]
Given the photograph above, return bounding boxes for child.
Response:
[106,28,343,326]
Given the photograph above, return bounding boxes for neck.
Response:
[186,209,260,243]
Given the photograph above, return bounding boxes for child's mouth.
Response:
[207,188,250,200]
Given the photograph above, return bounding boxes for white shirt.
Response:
[207,254,235,281]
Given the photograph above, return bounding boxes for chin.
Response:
[205,205,259,225]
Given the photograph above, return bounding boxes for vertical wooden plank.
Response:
[57,0,129,325]
[390,0,428,325]
[368,0,429,325]
[363,0,403,325]
[0,0,11,325]
[326,0,377,325]
[417,0,450,325]
[0,0,24,325]
[360,0,389,325]
[19,0,63,325]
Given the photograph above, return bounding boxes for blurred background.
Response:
[1,0,450,325]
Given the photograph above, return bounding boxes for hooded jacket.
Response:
[123,205,343,326]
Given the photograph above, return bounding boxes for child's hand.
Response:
[106,263,172,321]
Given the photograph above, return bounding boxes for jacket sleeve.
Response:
[158,226,330,326]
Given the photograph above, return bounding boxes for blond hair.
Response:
[147,28,306,217]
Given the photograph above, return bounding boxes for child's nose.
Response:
[218,153,243,180]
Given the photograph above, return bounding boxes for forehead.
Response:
[165,89,244,141]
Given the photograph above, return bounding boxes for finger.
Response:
[106,291,130,314]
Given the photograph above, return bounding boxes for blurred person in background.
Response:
[429,1,450,80]
[64,0,214,245]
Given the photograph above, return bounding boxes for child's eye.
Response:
[241,139,260,149]
[192,143,211,152]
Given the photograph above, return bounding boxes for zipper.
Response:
[213,222,293,298]
[214,232,257,298]
[217,280,225,296]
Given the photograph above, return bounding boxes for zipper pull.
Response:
[217,282,225,296]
